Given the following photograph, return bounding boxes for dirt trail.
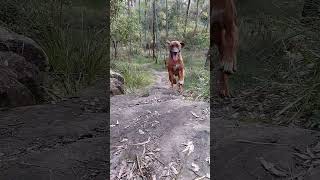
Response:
[111,69,320,180]
[0,78,108,180]
[110,70,210,179]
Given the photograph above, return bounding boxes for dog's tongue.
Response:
[172,54,178,61]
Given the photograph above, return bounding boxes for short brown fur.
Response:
[165,40,185,93]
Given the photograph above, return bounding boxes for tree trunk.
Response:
[152,0,157,63]
[176,0,179,31]
[193,0,200,35]
[165,0,169,38]
[144,0,148,53]
[138,0,142,48]
[184,0,191,35]
[112,40,118,59]
[127,0,132,62]
[155,1,160,63]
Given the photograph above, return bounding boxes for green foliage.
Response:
[111,61,153,93]
[111,10,141,44]
[0,0,108,96]
[184,67,209,101]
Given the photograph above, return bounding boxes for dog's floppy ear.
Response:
[166,40,171,45]
[180,42,185,48]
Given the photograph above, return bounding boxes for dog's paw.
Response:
[220,60,235,74]
[178,80,184,85]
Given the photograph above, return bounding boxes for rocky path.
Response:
[110,70,210,179]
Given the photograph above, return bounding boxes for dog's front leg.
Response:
[178,69,185,93]
[168,71,174,89]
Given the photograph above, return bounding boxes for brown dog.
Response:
[165,40,185,93]
[211,0,238,97]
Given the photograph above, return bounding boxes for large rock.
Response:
[0,26,49,82]
[110,70,124,84]
[0,27,49,107]
[110,70,124,96]
[0,66,35,107]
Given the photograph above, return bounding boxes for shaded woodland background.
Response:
[110,0,210,100]
[0,0,108,98]
[225,0,320,129]
[1,0,319,130]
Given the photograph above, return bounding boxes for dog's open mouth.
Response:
[171,47,180,61]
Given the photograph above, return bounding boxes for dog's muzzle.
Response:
[170,47,181,61]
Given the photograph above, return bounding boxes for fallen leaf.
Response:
[206,157,210,164]
[191,162,200,172]
[307,147,316,159]
[120,138,128,143]
[259,157,287,177]
[293,152,311,160]
[313,142,320,152]
[182,141,194,155]
[117,161,127,178]
[194,176,206,180]
[152,175,156,180]
[139,129,145,134]
[170,164,179,175]
[191,111,200,118]
[206,173,210,178]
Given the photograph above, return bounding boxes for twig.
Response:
[145,147,165,166]
[7,122,24,127]
[132,137,151,146]
[136,155,145,178]
[235,139,289,146]
[19,162,50,169]
[275,94,307,118]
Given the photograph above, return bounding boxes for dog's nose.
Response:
[172,52,178,55]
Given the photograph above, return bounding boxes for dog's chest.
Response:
[171,63,182,75]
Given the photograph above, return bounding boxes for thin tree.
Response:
[193,0,200,35]
[127,0,132,62]
[184,0,191,35]
[138,0,142,48]
[144,0,147,44]
[165,0,169,38]
[152,0,157,62]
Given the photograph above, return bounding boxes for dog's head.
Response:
[166,40,185,61]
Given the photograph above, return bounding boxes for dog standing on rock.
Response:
[165,40,185,93]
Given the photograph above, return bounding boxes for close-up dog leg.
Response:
[168,71,174,89]
[177,69,185,93]
[221,22,237,74]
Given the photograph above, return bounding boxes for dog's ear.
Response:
[166,40,171,45]
[180,42,185,48]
